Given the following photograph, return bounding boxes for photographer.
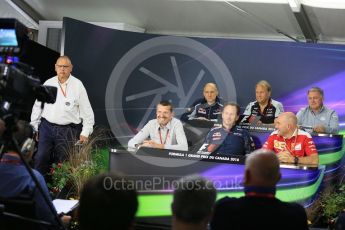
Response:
[0,120,70,229]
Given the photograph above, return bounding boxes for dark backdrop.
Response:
[62,17,345,146]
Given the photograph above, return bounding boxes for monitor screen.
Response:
[0,29,18,46]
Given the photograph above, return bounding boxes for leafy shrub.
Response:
[48,128,108,197]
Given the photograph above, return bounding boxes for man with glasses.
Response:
[30,55,94,176]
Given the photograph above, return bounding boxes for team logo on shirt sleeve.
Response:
[214,108,221,115]
[274,140,286,150]
[212,132,222,140]
[198,108,206,114]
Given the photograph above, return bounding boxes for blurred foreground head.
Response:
[79,172,138,230]
[244,149,281,187]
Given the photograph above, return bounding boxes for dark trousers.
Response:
[34,118,82,176]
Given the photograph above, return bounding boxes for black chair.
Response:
[0,196,41,230]
[183,120,213,151]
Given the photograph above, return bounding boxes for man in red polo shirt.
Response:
[263,112,318,165]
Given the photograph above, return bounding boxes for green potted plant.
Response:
[48,128,108,198]
[312,182,345,229]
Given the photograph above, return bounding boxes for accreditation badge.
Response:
[64,98,73,111]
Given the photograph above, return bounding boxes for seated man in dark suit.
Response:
[210,149,309,230]
[172,175,217,230]
[79,172,138,230]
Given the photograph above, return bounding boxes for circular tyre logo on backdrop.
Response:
[106,36,236,167]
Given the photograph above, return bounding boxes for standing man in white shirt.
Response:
[30,55,94,175]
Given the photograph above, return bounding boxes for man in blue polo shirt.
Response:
[206,102,255,155]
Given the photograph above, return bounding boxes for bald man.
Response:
[263,112,318,165]
[211,149,309,230]
[31,55,95,175]
[183,83,223,123]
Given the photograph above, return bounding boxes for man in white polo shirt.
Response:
[30,55,94,175]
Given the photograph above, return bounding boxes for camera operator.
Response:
[0,120,71,229]
[30,55,95,176]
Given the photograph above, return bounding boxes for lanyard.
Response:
[246,192,275,198]
[284,129,298,155]
[245,186,276,198]
[58,82,67,97]
[159,128,170,145]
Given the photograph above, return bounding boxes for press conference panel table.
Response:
[109,147,324,218]
[109,123,343,219]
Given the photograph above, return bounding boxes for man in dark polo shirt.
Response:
[181,82,223,123]
[206,102,255,155]
[242,80,284,124]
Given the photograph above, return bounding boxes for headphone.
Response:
[21,137,35,157]
[11,120,36,157]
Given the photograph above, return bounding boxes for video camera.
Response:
[0,19,57,119]
[0,19,65,230]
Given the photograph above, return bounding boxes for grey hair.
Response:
[308,87,324,97]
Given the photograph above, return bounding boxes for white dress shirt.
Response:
[30,75,95,137]
[128,118,188,151]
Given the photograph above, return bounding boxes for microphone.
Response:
[240,115,249,123]
[247,114,261,124]
[251,115,261,124]
[186,107,194,113]
[299,125,313,133]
